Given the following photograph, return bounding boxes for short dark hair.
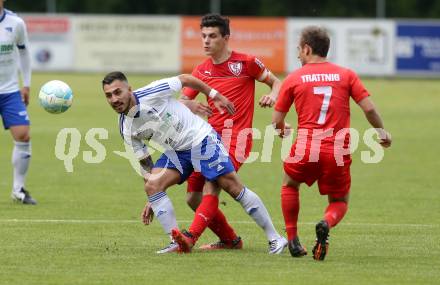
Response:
[102,71,128,88]
[200,13,230,37]
[300,26,330,57]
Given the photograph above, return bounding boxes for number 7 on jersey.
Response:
[314,86,333,124]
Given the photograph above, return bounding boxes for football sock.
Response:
[189,194,219,241]
[207,208,238,242]
[148,192,178,236]
[281,185,300,241]
[235,187,279,241]
[12,141,31,193]
[324,201,348,228]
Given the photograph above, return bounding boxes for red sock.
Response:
[324,201,348,228]
[207,209,238,242]
[281,185,300,241]
[189,194,219,241]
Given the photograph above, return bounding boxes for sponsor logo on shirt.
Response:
[0,44,13,54]
[228,62,242,76]
[5,27,13,33]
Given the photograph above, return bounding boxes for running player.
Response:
[102,72,286,254]
[179,13,283,251]
[273,26,392,260]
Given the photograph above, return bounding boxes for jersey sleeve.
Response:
[247,56,270,82]
[15,18,29,49]
[348,70,370,103]
[274,76,295,113]
[181,68,200,100]
[138,76,182,103]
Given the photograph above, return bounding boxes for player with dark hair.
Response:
[273,26,392,260]
[174,13,286,252]
[102,71,286,255]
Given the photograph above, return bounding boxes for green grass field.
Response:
[0,73,439,285]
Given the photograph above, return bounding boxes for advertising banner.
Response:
[182,17,286,73]
[287,19,396,76]
[396,22,440,75]
[72,16,180,73]
[22,15,74,71]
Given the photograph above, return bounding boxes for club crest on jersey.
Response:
[228,62,242,76]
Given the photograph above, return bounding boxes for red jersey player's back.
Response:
[275,62,369,153]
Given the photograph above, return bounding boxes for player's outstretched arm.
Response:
[357,97,392,148]
[259,72,282,108]
[179,95,213,117]
[178,74,235,115]
[272,110,292,138]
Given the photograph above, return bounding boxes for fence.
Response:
[22,14,440,76]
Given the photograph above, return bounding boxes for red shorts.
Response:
[283,151,352,199]
[187,154,243,193]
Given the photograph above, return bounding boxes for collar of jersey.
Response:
[0,10,6,23]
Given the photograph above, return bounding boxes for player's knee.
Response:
[218,175,243,197]
[144,180,161,196]
[15,132,30,142]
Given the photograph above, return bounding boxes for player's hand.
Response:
[378,130,392,148]
[212,93,235,115]
[21,87,30,106]
[141,202,154,225]
[258,95,276,108]
[182,100,213,117]
[279,123,292,138]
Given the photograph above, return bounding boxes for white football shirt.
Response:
[119,76,213,159]
[0,9,29,93]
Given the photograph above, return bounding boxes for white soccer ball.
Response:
[38,80,73,114]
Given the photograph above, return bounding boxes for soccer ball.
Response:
[38,80,73,114]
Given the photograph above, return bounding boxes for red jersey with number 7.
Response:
[275,62,369,153]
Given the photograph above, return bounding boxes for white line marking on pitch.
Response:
[0,219,438,228]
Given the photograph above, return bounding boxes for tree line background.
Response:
[5,0,440,18]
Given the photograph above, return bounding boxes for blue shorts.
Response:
[0,91,30,129]
[154,131,235,183]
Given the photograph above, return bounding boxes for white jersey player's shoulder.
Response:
[3,9,23,21]
[133,77,182,102]
[4,9,18,17]
[1,9,26,27]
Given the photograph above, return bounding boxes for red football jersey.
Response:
[183,51,268,162]
[275,62,369,154]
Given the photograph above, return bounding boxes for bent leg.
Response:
[217,172,283,244]
[187,182,221,242]
[324,193,349,228]
[145,168,181,236]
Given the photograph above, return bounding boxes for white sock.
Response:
[12,141,31,193]
[148,192,178,236]
[235,187,279,241]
